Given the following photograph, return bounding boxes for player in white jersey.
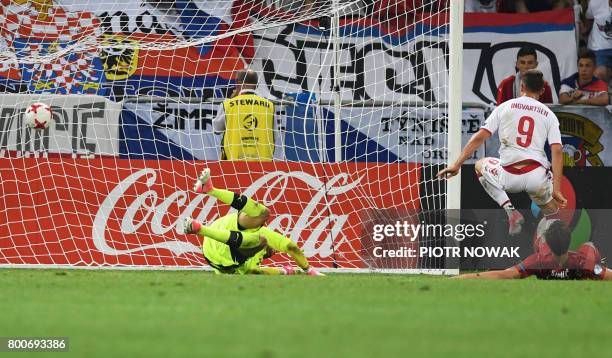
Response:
[438,69,567,235]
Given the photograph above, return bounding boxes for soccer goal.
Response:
[0,0,463,274]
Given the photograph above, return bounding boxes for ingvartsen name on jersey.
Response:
[509,102,550,117]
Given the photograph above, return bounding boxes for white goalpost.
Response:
[447,0,463,211]
[0,0,462,274]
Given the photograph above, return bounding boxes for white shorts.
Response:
[480,157,553,206]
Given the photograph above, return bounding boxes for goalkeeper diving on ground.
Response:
[183,168,324,275]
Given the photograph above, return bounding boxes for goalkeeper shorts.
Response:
[203,239,266,274]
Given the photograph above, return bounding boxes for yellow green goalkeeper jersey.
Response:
[202,212,293,274]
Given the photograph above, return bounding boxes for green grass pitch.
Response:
[1,269,611,357]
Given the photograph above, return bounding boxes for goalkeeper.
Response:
[183,168,324,276]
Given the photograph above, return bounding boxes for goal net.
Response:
[0,0,460,273]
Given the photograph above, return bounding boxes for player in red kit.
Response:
[455,219,612,280]
[438,69,566,235]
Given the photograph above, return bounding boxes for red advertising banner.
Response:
[0,159,420,269]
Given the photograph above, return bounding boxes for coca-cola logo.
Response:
[92,168,365,259]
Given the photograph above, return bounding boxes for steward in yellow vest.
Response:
[212,70,275,161]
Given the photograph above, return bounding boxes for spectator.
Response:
[465,0,498,13]
[213,69,277,161]
[584,0,612,83]
[496,46,554,105]
[559,49,609,105]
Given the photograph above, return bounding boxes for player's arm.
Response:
[547,112,567,208]
[439,104,501,179]
[575,92,609,106]
[458,253,540,279]
[437,128,491,179]
[549,143,567,207]
[558,82,580,105]
[454,267,521,279]
[558,91,576,105]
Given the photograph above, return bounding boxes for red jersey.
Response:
[513,240,606,280]
[496,74,554,105]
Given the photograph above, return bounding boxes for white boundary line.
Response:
[0,264,458,275]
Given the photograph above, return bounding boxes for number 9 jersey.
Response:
[481,95,562,167]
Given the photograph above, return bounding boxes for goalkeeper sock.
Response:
[196,226,262,249]
[208,188,267,217]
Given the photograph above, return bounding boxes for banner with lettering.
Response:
[118,100,485,163]
[252,9,576,106]
[321,106,486,163]
[119,101,221,160]
[0,159,421,269]
[1,5,577,104]
[2,6,107,95]
[1,0,249,100]
[119,100,288,160]
[0,94,121,157]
